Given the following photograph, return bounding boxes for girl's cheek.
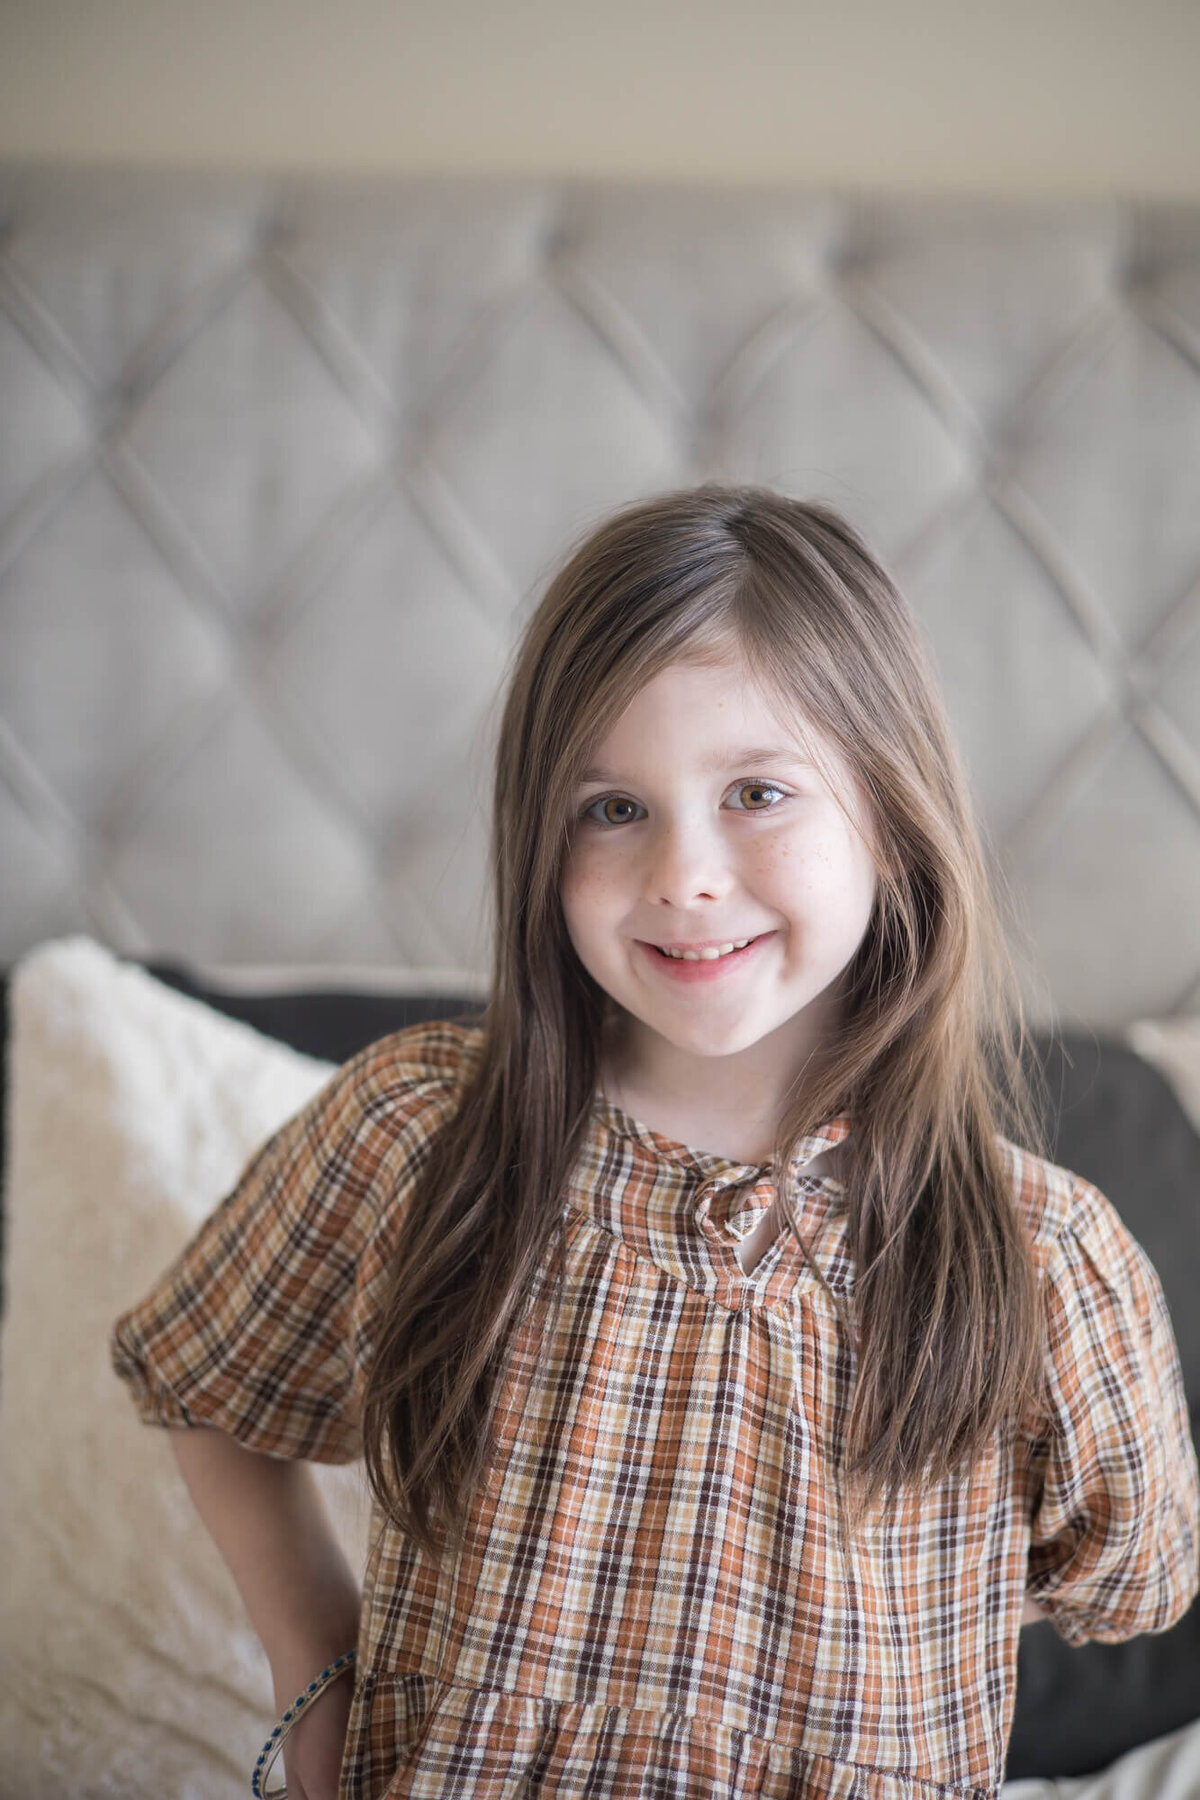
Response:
[568,833,630,879]
[561,845,613,908]
[743,833,798,883]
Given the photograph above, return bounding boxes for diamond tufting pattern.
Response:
[1,165,1198,1027]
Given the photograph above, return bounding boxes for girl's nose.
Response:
[642,817,732,907]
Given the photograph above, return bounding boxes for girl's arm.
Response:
[1021,1598,1044,1625]
[169,1425,361,1796]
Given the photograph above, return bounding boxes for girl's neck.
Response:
[598,1012,839,1169]
[602,1072,777,1165]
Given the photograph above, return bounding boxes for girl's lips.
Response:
[636,932,773,983]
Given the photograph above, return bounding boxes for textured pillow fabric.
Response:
[0,937,380,1799]
[0,956,484,1316]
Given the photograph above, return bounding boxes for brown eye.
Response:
[583,795,644,826]
[733,782,785,811]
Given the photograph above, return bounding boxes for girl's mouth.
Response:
[637,932,773,983]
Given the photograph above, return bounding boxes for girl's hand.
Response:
[279,1673,354,1800]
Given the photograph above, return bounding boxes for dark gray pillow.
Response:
[1005,1033,1200,1779]
[142,957,485,1064]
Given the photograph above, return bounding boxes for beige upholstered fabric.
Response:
[2,168,1199,1027]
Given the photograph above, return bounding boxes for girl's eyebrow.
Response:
[578,745,814,783]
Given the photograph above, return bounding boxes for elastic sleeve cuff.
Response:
[1025,1590,1094,1646]
[110,1336,199,1430]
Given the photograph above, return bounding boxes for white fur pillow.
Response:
[0,936,375,1800]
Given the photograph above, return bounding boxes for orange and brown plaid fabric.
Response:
[111,1021,1199,1799]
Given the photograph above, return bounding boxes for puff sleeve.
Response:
[110,1024,468,1464]
[1025,1175,1200,1644]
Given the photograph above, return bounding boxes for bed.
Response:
[0,162,1198,1799]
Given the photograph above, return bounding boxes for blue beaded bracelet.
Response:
[251,1649,357,1799]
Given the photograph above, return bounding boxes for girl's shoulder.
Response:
[347,1015,483,1080]
[318,1017,485,1143]
[994,1135,1079,1246]
[339,1016,485,1102]
[993,1133,1143,1284]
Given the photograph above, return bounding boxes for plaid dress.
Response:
[111,1021,1200,1800]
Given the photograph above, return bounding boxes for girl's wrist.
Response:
[271,1636,357,1717]
[254,1648,357,1799]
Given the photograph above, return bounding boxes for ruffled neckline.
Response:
[590,1089,851,1191]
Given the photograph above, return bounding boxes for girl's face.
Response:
[560,640,880,1082]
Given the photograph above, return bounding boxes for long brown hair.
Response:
[361,484,1051,1557]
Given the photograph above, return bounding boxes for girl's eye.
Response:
[582,795,646,827]
[729,781,786,812]
[579,781,787,827]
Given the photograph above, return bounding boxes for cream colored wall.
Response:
[0,0,1197,195]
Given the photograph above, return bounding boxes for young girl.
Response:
[112,485,1199,1800]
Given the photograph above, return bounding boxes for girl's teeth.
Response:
[662,938,752,961]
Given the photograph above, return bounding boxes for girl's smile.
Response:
[560,638,880,1126]
[636,929,775,980]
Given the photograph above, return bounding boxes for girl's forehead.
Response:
[595,645,828,763]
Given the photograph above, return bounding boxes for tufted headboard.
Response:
[2,164,1199,1029]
